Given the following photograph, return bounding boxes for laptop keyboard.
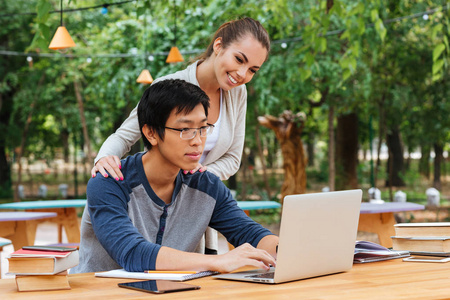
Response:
[246,272,275,279]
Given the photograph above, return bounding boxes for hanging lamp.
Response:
[166,0,184,63]
[136,69,153,84]
[136,14,153,84]
[49,0,76,50]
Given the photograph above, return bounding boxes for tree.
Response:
[258,111,307,201]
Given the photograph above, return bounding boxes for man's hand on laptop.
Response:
[214,243,276,273]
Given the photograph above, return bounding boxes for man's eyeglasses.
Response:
[165,124,215,140]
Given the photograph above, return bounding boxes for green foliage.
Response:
[0,0,449,199]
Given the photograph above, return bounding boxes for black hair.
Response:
[137,79,210,150]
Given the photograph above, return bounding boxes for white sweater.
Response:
[95,61,247,181]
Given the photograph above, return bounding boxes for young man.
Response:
[72,79,278,274]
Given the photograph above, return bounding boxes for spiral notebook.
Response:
[95,269,218,281]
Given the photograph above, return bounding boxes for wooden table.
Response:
[0,212,57,250]
[1,259,450,299]
[0,200,86,244]
[359,202,425,248]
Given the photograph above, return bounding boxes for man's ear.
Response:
[213,37,223,55]
[142,124,159,146]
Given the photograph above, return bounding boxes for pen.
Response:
[145,270,198,274]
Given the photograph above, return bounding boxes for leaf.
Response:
[36,0,52,23]
[357,18,366,36]
[339,57,349,69]
[432,43,446,62]
[340,30,350,40]
[305,52,315,67]
[136,6,146,18]
[331,1,343,16]
[432,24,443,40]
[300,68,312,81]
[370,9,378,22]
[356,2,365,14]
[39,23,51,41]
[349,56,357,71]
[343,69,352,81]
[319,37,327,53]
[432,59,444,75]
[432,73,442,82]
[375,19,386,42]
[352,42,360,57]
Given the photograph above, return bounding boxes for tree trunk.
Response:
[405,148,411,171]
[258,111,307,202]
[240,144,248,201]
[385,127,405,187]
[419,145,431,179]
[433,143,443,190]
[73,81,93,163]
[336,113,359,190]
[307,131,315,167]
[0,91,13,199]
[328,105,335,191]
[375,97,386,187]
[73,134,79,198]
[61,128,70,163]
[255,121,271,199]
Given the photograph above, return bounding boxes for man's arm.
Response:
[156,242,277,273]
[257,235,279,259]
[87,176,161,272]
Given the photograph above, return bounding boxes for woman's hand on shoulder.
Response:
[183,163,207,175]
[91,155,124,181]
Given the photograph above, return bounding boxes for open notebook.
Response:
[95,269,218,281]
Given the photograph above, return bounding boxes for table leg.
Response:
[1,220,38,250]
[59,207,81,243]
[28,208,81,244]
[358,213,396,248]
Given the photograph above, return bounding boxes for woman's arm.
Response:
[92,105,141,179]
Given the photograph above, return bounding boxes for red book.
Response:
[10,249,72,258]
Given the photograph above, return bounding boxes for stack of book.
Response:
[7,247,79,292]
[391,222,450,256]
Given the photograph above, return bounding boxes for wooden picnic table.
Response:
[0,200,86,244]
[359,202,425,247]
[0,211,57,250]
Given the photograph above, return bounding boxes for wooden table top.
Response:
[1,259,450,299]
[0,212,57,222]
[0,200,87,210]
[236,201,281,210]
[360,202,425,214]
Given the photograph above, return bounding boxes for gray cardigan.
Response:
[95,61,247,181]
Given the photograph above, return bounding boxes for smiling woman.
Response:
[90,17,270,255]
[91,17,270,181]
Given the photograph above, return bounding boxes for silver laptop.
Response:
[214,189,362,284]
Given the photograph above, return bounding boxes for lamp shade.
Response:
[166,46,184,63]
[49,26,76,50]
[136,69,153,84]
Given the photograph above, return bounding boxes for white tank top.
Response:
[199,89,222,164]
